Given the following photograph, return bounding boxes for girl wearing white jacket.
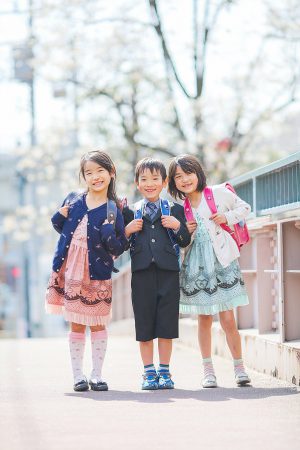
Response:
[168,154,251,388]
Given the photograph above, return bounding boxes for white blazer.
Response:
[192,185,251,267]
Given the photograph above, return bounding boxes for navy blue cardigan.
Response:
[51,192,128,280]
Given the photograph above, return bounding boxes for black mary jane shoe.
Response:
[89,380,109,391]
[73,379,89,392]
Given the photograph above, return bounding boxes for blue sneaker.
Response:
[141,372,158,390]
[158,371,174,389]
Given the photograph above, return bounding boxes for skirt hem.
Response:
[45,303,112,326]
[179,294,249,316]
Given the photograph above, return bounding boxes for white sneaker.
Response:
[235,372,251,386]
[202,374,218,388]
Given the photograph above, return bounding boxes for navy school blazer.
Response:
[51,192,128,280]
[122,200,191,273]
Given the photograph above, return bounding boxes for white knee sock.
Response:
[69,331,86,383]
[90,330,108,382]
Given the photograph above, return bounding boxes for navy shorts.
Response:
[131,263,180,342]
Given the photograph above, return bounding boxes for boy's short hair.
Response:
[135,157,167,182]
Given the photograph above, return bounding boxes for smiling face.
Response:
[168,155,207,200]
[83,160,113,194]
[136,168,167,202]
[173,165,199,196]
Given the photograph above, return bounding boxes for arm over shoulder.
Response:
[171,202,191,248]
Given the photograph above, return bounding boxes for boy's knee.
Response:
[140,340,153,346]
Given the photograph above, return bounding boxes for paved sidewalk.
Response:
[1,330,299,450]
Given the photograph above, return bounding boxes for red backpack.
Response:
[184,183,250,250]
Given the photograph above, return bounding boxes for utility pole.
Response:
[27,0,40,338]
[13,0,37,337]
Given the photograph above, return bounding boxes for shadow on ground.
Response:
[65,386,299,403]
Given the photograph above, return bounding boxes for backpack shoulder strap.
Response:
[107,200,117,228]
[160,199,171,216]
[133,200,144,219]
[203,186,217,214]
[183,198,194,221]
[160,199,180,259]
[129,200,144,256]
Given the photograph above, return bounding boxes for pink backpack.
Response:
[183,184,250,250]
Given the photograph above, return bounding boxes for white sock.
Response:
[203,357,216,378]
[233,358,246,376]
[69,332,86,383]
[90,330,108,382]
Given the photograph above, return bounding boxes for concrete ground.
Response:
[1,327,300,450]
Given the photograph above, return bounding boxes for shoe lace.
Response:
[159,372,172,380]
[143,372,157,381]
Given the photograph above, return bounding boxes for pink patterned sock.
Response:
[90,330,108,382]
[69,332,86,383]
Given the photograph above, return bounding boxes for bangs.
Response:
[135,158,167,182]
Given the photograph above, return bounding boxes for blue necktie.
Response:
[147,202,158,221]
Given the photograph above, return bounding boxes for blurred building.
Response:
[0,153,20,336]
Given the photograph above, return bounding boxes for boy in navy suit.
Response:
[123,157,190,390]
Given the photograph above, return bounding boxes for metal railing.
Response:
[230,152,300,216]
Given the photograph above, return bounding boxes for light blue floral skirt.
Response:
[179,216,249,315]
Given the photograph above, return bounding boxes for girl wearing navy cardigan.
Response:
[46,151,127,392]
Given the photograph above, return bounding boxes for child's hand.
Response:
[161,215,180,231]
[186,220,197,234]
[210,213,227,225]
[125,219,143,238]
[59,205,69,218]
[102,219,114,225]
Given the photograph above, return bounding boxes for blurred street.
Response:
[1,2,300,448]
[1,326,299,450]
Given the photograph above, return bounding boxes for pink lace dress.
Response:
[45,215,112,326]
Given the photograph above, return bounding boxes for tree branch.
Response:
[135,141,177,157]
[148,0,194,99]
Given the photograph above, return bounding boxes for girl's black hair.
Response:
[168,154,207,200]
[79,150,120,207]
[135,157,167,182]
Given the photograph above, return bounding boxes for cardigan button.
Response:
[62,257,64,260]
[71,232,74,235]
[78,219,80,222]
[66,245,69,248]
